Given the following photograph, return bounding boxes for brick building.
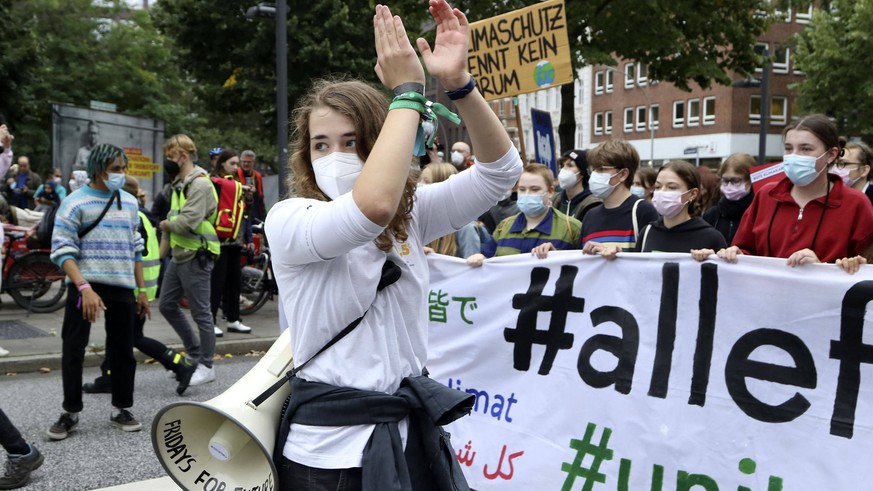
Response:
[433,7,811,169]
[589,6,812,168]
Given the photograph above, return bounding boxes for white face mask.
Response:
[312,152,364,200]
[557,168,579,190]
[451,151,465,166]
[589,170,620,199]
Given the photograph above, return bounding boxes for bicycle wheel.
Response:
[7,253,67,313]
[239,282,269,316]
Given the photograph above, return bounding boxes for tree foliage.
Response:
[792,0,873,140]
[0,0,196,174]
[0,0,783,174]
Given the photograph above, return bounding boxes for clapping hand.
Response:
[416,0,471,90]
[373,4,425,91]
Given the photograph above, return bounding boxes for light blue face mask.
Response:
[105,172,126,192]
[783,151,828,187]
[516,194,547,217]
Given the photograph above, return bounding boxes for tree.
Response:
[0,0,194,175]
[556,0,774,152]
[151,0,776,163]
[151,0,428,172]
[792,0,873,140]
[438,1,774,153]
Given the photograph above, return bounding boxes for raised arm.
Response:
[416,0,513,163]
[351,4,424,226]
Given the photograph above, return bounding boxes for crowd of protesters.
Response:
[0,1,870,486]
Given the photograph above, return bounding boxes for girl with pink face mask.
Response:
[702,153,755,244]
[635,160,726,253]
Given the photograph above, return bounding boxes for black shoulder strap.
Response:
[78,191,120,239]
[249,259,402,408]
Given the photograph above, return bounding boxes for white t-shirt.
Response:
[265,148,521,469]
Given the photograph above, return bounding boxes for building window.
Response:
[498,101,505,117]
[703,97,716,125]
[636,106,647,131]
[772,44,789,74]
[754,42,768,72]
[595,71,605,95]
[749,95,762,124]
[774,2,789,21]
[673,101,685,128]
[795,3,813,23]
[687,99,700,127]
[624,63,635,89]
[624,107,634,132]
[594,112,604,136]
[649,105,659,130]
[637,63,648,87]
[749,96,788,125]
[605,70,614,93]
[771,96,788,125]
[605,111,613,134]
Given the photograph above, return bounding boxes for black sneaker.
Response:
[0,444,44,490]
[175,360,197,396]
[83,375,111,394]
[110,409,142,432]
[46,413,78,441]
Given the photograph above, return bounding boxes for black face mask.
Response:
[163,158,180,178]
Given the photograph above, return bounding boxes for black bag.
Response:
[34,205,59,248]
[33,190,119,248]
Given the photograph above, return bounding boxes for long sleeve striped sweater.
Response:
[50,185,144,289]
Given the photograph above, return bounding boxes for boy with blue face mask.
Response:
[467,164,581,265]
[47,143,148,440]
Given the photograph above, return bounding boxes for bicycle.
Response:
[1,224,67,313]
[239,220,277,316]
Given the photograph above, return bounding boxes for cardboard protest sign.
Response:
[466,0,573,101]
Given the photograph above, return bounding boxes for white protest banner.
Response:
[425,252,873,490]
[466,0,573,101]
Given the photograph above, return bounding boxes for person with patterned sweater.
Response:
[47,144,148,441]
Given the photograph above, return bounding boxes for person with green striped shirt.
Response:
[467,164,581,266]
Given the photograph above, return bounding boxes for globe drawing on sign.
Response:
[534,61,556,87]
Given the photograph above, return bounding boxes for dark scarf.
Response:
[717,191,754,221]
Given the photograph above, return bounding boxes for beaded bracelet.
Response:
[388,92,460,156]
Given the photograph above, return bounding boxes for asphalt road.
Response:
[0,354,262,490]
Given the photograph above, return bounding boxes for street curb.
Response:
[0,337,279,375]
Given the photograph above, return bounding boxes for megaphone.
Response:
[152,330,293,491]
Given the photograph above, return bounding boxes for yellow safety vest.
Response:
[169,176,220,257]
[137,211,160,301]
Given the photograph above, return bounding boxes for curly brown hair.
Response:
[287,78,416,253]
